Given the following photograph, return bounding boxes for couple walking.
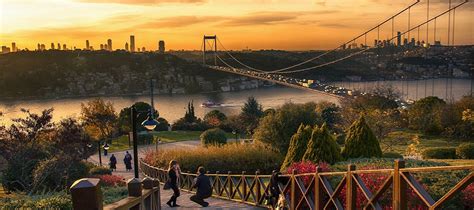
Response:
[108,151,132,171]
[166,160,212,208]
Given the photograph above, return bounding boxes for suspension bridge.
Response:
[200,0,472,101]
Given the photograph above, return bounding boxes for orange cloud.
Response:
[77,0,206,4]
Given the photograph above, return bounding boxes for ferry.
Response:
[200,100,222,108]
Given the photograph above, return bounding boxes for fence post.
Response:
[291,169,296,210]
[255,170,261,204]
[216,171,221,196]
[228,171,233,199]
[242,171,247,201]
[128,178,143,197]
[314,166,323,210]
[152,179,161,210]
[393,159,407,210]
[70,178,102,210]
[346,164,356,210]
[142,177,153,210]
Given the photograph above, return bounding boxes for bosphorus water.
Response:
[0,78,472,125]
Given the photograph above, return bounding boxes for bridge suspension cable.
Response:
[214,0,421,74]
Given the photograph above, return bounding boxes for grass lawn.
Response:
[108,131,248,153]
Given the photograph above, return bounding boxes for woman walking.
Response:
[166,160,181,207]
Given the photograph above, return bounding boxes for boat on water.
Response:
[200,100,222,108]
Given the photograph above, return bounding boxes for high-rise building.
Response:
[142,47,145,52]
[396,31,401,46]
[158,40,165,53]
[41,44,46,50]
[63,44,67,50]
[410,38,416,46]
[403,38,408,46]
[11,42,16,52]
[37,43,41,51]
[57,43,61,50]
[51,43,55,50]
[125,42,129,51]
[100,44,104,50]
[86,40,90,50]
[130,35,135,52]
[374,39,378,47]
[107,39,112,51]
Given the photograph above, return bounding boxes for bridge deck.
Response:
[206,65,344,99]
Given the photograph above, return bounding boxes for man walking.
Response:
[190,166,212,207]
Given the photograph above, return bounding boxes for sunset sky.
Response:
[0,0,472,51]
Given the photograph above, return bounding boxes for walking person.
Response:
[109,154,117,171]
[190,166,212,207]
[124,151,132,172]
[166,160,181,207]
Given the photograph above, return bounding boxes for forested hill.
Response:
[0,50,231,100]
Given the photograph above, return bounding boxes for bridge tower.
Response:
[203,35,217,65]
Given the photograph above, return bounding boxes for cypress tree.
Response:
[280,124,312,171]
[341,115,382,159]
[303,123,342,164]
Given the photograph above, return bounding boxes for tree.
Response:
[302,123,342,164]
[117,102,161,133]
[315,101,341,130]
[240,96,264,134]
[253,102,319,154]
[204,110,227,127]
[408,96,446,134]
[281,124,312,171]
[200,128,227,146]
[81,98,117,141]
[184,101,197,123]
[341,116,382,159]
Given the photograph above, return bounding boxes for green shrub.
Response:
[341,116,382,159]
[2,148,48,191]
[382,152,403,159]
[281,124,312,171]
[143,143,283,174]
[302,124,341,164]
[200,128,227,146]
[422,147,457,159]
[456,143,474,159]
[89,166,112,175]
[32,157,89,192]
[0,191,72,209]
[103,186,128,205]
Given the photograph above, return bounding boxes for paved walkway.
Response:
[88,141,264,209]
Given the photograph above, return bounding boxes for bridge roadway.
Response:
[206,65,345,99]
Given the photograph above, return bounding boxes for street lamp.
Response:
[103,143,110,156]
[131,107,159,178]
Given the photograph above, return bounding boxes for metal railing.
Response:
[140,159,474,210]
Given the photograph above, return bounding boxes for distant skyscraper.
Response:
[86,40,90,50]
[107,39,112,51]
[374,39,378,47]
[37,43,41,51]
[41,44,46,50]
[410,38,416,46]
[403,38,408,46]
[130,35,135,52]
[51,43,55,50]
[142,47,145,52]
[125,42,129,51]
[158,40,165,53]
[12,42,16,52]
[57,43,61,50]
[63,44,67,50]
[137,47,140,52]
[100,44,104,50]
[396,31,401,46]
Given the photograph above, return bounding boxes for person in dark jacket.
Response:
[109,154,117,171]
[166,160,181,207]
[124,151,132,171]
[190,166,212,207]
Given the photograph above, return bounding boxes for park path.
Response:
[88,141,264,210]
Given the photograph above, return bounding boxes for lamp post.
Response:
[131,106,159,178]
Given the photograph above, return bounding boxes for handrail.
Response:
[140,159,474,210]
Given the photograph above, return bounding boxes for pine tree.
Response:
[280,124,312,171]
[341,115,382,159]
[303,123,342,164]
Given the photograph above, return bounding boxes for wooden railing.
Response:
[70,177,161,210]
[140,159,474,210]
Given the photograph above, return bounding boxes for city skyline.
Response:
[0,0,473,51]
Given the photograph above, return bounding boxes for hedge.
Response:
[422,147,457,159]
[456,143,474,159]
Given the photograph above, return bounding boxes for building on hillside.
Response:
[107,39,112,51]
[130,35,135,52]
[159,40,165,53]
